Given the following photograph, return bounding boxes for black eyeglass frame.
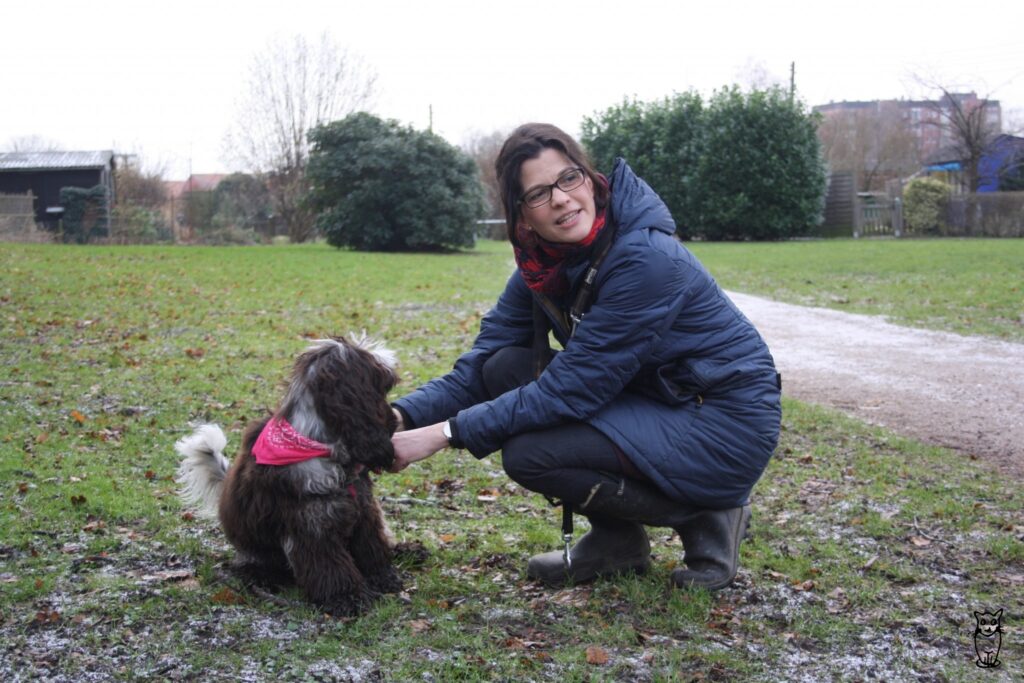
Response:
[518,167,587,208]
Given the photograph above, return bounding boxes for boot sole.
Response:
[528,558,651,587]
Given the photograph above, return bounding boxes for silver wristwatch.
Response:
[442,419,453,444]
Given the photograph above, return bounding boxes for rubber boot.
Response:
[671,504,751,591]
[527,517,650,587]
[578,474,701,529]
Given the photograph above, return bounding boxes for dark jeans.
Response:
[483,347,649,506]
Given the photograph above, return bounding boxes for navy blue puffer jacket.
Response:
[394,159,781,507]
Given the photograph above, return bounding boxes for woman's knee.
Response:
[499,433,541,486]
[482,347,534,399]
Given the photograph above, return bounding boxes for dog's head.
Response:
[280,334,398,470]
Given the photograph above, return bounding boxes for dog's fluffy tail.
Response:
[175,424,230,519]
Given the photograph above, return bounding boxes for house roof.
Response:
[0,150,115,171]
[182,173,228,192]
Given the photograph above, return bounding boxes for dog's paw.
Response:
[321,590,380,618]
[229,561,294,590]
[368,567,403,595]
[392,540,429,569]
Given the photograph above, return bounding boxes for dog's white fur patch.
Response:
[175,424,231,519]
[287,458,342,495]
[306,333,397,371]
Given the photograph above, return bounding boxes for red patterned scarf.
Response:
[252,417,332,466]
[514,208,608,296]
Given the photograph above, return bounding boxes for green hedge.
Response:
[582,87,826,241]
[58,185,108,244]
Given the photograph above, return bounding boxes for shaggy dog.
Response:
[175,335,402,616]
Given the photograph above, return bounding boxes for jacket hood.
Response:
[608,158,676,237]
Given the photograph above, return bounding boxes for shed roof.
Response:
[0,150,115,171]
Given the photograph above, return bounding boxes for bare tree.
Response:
[223,33,376,242]
[734,57,783,92]
[5,134,63,152]
[818,102,920,192]
[461,129,508,222]
[913,78,1002,192]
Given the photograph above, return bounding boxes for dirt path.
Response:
[728,291,1024,480]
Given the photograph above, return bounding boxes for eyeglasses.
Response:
[519,167,587,208]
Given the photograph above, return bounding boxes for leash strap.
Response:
[561,501,574,569]
[533,216,617,570]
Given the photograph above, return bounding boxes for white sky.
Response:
[3,0,1023,178]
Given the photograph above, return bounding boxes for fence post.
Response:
[852,194,863,238]
[892,198,903,238]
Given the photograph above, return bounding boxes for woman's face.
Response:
[518,148,596,244]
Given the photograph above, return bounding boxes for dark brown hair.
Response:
[495,123,609,244]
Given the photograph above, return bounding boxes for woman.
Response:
[390,123,781,590]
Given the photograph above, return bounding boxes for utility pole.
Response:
[790,62,796,102]
[429,104,433,133]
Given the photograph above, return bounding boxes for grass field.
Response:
[1,239,1022,681]
[690,238,1024,342]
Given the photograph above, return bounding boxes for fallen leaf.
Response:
[17,482,29,494]
[995,573,1024,585]
[34,609,61,624]
[792,579,816,592]
[861,555,878,571]
[70,410,86,424]
[476,487,500,502]
[408,618,432,634]
[141,569,193,583]
[909,536,931,547]
[585,646,609,665]
[144,470,156,480]
[211,587,245,605]
[185,348,205,359]
[439,534,456,544]
[70,495,87,506]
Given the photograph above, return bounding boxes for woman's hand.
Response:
[390,422,449,472]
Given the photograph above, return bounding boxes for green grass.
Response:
[1,239,1022,681]
[690,238,1024,341]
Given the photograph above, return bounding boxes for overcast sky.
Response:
[3,0,1022,178]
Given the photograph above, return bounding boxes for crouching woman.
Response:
[390,123,781,590]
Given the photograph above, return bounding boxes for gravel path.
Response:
[728,291,1024,479]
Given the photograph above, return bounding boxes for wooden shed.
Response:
[0,150,116,232]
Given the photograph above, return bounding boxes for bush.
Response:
[694,87,826,240]
[307,113,484,251]
[903,178,951,235]
[582,93,704,239]
[110,204,169,244]
[213,173,274,237]
[583,87,826,241]
[59,185,109,243]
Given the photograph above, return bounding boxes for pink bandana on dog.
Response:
[252,417,332,466]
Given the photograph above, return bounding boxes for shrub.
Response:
[694,87,826,240]
[307,113,484,251]
[110,204,169,244]
[903,177,951,235]
[582,93,705,239]
[58,185,109,243]
[583,87,826,241]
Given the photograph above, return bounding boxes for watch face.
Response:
[443,421,452,440]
